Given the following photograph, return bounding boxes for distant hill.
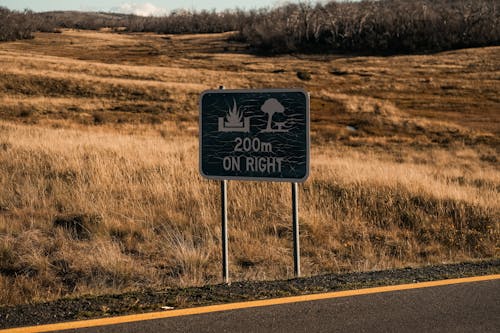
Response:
[36,11,134,30]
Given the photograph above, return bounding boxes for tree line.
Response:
[1,0,499,54]
[239,0,500,54]
[35,9,247,34]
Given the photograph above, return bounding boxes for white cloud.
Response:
[112,2,168,16]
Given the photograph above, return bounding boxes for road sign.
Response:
[200,89,310,182]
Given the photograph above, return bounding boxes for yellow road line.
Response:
[2,274,499,333]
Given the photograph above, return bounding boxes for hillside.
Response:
[0,30,498,306]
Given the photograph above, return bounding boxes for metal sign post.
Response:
[221,179,229,283]
[292,182,300,277]
[219,86,229,284]
[199,88,309,281]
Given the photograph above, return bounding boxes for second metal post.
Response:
[221,180,229,283]
[292,182,300,277]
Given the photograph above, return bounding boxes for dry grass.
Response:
[0,30,498,305]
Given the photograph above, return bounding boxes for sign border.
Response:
[199,88,310,183]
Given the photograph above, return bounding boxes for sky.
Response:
[0,1,309,15]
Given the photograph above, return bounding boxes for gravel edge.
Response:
[1,258,499,329]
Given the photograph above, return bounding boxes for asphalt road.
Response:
[54,279,499,333]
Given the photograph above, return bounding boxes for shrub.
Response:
[92,112,105,124]
[297,71,312,81]
[0,7,36,41]
[53,214,102,239]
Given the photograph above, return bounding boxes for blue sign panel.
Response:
[199,89,309,182]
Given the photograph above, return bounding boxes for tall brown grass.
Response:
[0,30,498,306]
[0,120,497,305]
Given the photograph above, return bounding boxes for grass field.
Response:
[0,30,498,306]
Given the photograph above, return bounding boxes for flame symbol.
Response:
[225,99,243,127]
